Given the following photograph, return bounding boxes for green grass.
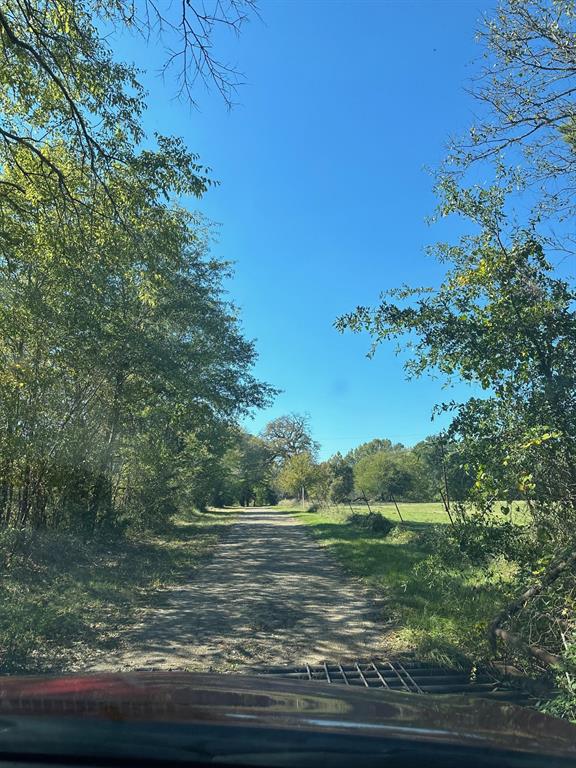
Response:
[293,502,522,666]
[336,501,452,525]
[0,510,234,673]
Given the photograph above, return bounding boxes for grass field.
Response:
[0,510,233,673]
[293,501,522,666]
[315,501,453,525]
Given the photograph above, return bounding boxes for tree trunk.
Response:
[88,373,124,531]
[439,487,454,525]
[439,440,451,516]
[18,462,32,527]
[0,473,11,526]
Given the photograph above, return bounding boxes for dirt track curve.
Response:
[93,509,393,671]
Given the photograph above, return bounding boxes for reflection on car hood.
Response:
[0,672,573,764]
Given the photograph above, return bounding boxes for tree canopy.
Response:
[0,0,256,210]
[260,413,319,463]
[0,0,272,531]
[447,0,576,225]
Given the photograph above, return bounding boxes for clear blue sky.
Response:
[114,0,490,459]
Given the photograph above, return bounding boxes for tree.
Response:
[0,0,273,532]
[344,438,404,466]
[338,180,576,524]
[261,413,319,463]
[353,451,420,504]
[0,0,257,208]
[0,0,141,206]
[219,431,275,507]
[0,145,274,530]
[276,452,320,502]
[338,168,576,672]
[336,0,576,687]
[447,0,576,223]
[327,453,354,504]
[413,435,473,504]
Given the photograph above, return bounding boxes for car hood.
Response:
[0,672,573,765]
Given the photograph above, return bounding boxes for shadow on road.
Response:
[98,510,393,671]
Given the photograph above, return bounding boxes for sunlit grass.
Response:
[347,501,451,525]
[293,502,521,665]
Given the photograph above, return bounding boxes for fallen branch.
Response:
[489,547,576,662]
[494,628,563,669]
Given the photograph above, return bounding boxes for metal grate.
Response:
[251,659,526,699]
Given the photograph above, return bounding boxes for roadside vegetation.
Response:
[0,1,271,535]
[0,1,261,671]
[329,1,576,719]
[0,510,233,673]
[294,0,576,722]
[295,502,523,666]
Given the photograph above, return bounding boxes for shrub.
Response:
[538,641,576,722]
[347,511,393,535]
[422,516,533,566]
[387,525,421,545]
[277,498,298,508]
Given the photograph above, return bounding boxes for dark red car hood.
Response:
[0,672,573,766]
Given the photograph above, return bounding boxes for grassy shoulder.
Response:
[0,510,234,673]
[294,502,521,666]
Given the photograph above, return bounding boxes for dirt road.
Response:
[95,510,392,671]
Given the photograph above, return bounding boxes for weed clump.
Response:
[347,511,393,535]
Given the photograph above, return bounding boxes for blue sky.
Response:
[114,0,490,459]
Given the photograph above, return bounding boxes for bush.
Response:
[539,643,576,722]
[387,525,421,545]
[277,498,298,508]
[347,511,393,535]
[422,516,533,566]
[0,527,93,570]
